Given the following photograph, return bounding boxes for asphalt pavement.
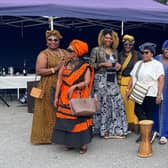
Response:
[0,100,168,168]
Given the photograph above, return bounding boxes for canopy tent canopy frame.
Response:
[1,16,168,33]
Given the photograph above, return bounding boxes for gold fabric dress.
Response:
[118,50,142,132]
[31,48,66,144]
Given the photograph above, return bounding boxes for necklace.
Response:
[47,48,62,58]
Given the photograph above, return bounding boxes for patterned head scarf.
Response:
[70,39,88,57]
[122,34,135,44]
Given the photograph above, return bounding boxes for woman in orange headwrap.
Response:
[118,34,142,133]
[52,39,94,154]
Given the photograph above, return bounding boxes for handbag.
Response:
[129,61,149,104]
[129,81,149,105]
[30,87,44,99]
[30,75,45,99]
[69,87,99,116]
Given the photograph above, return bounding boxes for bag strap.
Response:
[120,52,132,74]
[32,54,49,88]
[135,61,143,80]
[68,84,91,100]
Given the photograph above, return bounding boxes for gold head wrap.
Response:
[98,29,119,49]
[122,34,135,44]
[45,30,63,40]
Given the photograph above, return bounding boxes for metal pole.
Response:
[121,21,124,36]
[49,16,54,30]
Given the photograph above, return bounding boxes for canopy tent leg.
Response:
[121,21,124,36]
[49,16,54,30]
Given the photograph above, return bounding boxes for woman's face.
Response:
[103,33,113,47]
[47,35,60,49]
[124,41,134,52]
[66,46,77,59]
[163,49,168,58]
[142,49,153,62]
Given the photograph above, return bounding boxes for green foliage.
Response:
[155,0,168,4]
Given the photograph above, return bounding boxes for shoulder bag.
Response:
[30,75,45,99]
[129,61,149,105]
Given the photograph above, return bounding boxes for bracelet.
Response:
[50,68,55,74]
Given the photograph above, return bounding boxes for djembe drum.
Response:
[137,120,154,158]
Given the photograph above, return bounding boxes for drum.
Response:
[137,120,154,158]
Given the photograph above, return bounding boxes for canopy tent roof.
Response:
[0,0,168,23]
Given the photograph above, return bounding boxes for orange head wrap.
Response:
[70,39,88,57]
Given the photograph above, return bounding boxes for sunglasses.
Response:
[66,48,75,53]
[47,38,59,42]
[124,43,133,47]
[142,51,150,55]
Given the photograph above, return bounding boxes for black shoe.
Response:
[136,135,141,143]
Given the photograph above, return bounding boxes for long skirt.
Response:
[52,116,93,147]
[119,76,138,125]
[92,73,128,137]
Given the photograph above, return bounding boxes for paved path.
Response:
[0,101,168,168]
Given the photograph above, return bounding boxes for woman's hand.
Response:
[99,62,112,67]
[115,63,121,71]
[67,85,76,99]
[125,89,131,101]
[54,97,59,108]
[54,61,65,72]
[156,96,162,104]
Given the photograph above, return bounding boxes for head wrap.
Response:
[162,40,168,50]
[139,42,157,55]
[122,34,135,44]
[98,29,119,49]
[45,30,63,40]
[70,39,88,57]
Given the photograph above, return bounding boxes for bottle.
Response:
[2,67,6,76]
[22,60,27,76]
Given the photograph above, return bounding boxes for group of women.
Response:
[30,29,168,154]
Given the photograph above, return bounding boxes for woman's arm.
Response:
[89,48,99,70]
[67,68,91,98]
[125,77,133,100]
[36,52,63,76]
[54,65,64,107]
[156,74,164,104]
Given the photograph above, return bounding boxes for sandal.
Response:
[79,145,87,154]
[159,137,167,145]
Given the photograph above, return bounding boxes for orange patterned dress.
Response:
[52,62,94,147]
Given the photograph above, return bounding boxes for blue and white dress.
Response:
[155,55,168,138]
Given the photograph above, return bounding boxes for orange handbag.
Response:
[30,75,45,99]
[30,87,44,99]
